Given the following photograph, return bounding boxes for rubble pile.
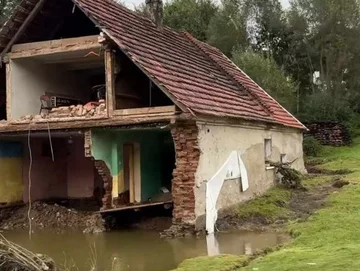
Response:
[18,100,107,122]
[305,122,351,146]
[0,202,105,234]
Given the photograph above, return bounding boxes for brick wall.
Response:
[171,122,200,224]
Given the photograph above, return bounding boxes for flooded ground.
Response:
[3,229,288,271]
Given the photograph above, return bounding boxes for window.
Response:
[280,154,286,164]
[264,138,272,162]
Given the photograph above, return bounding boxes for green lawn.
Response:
[239,139,360,271]
[173,139,360,271]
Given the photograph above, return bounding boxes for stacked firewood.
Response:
[305,122,351,146]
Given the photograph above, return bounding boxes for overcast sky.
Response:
[124,0,290,9]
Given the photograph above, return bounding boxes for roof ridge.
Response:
[182,31,274,117]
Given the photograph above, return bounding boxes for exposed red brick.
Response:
[94,160,113,210]
[170,122,199,225]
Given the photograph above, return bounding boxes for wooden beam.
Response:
[98,200,173,213]
[0,113,181,133]
[105,48,116,117]
[5,63,11,121]
[1,0,47,57]
[113,105,176,116]
[6,35,101,59]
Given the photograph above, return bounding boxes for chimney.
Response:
[145,0,163,27]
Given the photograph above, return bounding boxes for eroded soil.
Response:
[0,201,105,233]
[216,178,347,232]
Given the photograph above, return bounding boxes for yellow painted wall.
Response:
[0,158,23,203]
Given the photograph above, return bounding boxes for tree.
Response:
[0,0,18,25]
[232,50,297,112]
[206,0,248,56]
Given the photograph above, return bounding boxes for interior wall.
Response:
[91,129,175,203]
[67,137,95,198]
[0,141,23,203]
[10,59,89,119]
[22,136,95,203]
[23,138,68,203]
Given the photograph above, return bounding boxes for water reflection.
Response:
[3,229,288,271]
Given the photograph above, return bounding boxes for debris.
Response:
[332,178,350,188]
[0,202,105,234]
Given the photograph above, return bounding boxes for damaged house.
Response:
[0,0,306,232]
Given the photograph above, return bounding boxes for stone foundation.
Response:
[170,122,200,228]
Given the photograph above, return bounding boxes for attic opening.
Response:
[16,0,99,45]
[8,40,105,120]
[114,49,174,110]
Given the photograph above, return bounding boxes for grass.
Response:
[233,187,292,221]
[237,138,360,271]
[173,138,360,271]
[172,255,249,271]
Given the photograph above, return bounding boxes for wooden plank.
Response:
[5,63,11,121]
[113,105,176,116]
[98,200,173,213]
[7,43,101,59]
[11,35,100,53]
[1,0,47,56]
[105,49,115,117]
[0,114,176,133]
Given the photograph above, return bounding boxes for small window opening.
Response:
[264,138,272,162]
[280,154,286,164]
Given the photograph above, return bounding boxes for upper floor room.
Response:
[0,0,176,124]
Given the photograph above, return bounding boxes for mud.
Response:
[216,180,341,232]
[0,201,105,234]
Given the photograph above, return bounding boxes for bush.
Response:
[303,136,322,157]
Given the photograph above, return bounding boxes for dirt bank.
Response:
[216,178,344,232]
[0,201,105,234]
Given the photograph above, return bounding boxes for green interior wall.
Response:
[91,129,175,202]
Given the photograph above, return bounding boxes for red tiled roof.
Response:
[1,0,306,130]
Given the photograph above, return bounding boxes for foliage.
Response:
[206,0,247,56]
[163,0,218,41]
[232,50,297,112]
[172,255,249,271]
[0,0,18,25]
[303,136,322,157]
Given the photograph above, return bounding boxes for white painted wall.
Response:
[9,59,88,119]
[194,122,306,224]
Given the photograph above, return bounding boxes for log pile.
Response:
[304,122,351,146]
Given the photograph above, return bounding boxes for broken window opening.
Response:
[264,138,272,163]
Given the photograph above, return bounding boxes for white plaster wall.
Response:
[194,123,306,221]
[9,59,87,119]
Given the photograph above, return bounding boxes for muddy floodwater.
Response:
[3,229,288,271]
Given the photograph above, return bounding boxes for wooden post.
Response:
[5,63,11,121]
[105,48,115,117]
